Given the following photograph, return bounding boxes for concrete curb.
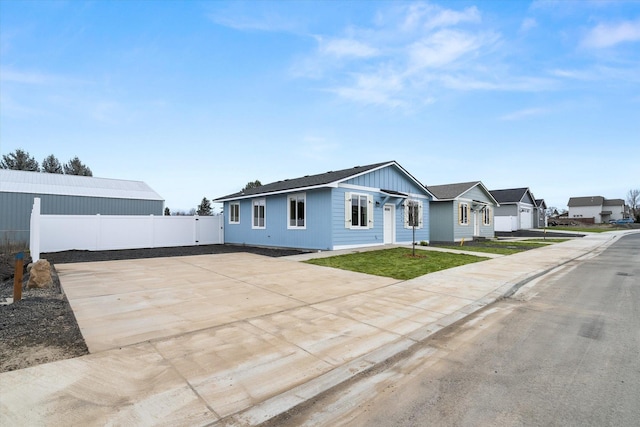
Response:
[219,232,627,426]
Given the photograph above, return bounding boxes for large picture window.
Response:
[288,193,306,229]
[252,198,265,229]
[459,202,469,225]
[229,202,240,224]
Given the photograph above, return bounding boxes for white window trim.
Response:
[229,202,240,224]
[345,192,374,229]
[287,193,306,230]
[252,198,266,229]
[483,207,491,225]
[459,202,469,226]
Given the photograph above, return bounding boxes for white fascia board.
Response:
[215,183,337,202]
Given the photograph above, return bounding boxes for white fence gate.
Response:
[29,198,224,261]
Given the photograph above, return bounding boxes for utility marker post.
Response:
[14,252,24,302]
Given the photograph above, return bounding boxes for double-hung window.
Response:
[345,192,373,229]
[483,207,491,225]
[288,193,306,229]
[459,202,469,225]
[252,198,265,229]
[229,202,240,224]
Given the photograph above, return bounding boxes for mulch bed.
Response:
[0,244,307,373]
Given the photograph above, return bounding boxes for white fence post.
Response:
[29,197,41,262]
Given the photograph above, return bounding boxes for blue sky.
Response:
[1,0,638,212]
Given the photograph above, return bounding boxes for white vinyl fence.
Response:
[29,198,223,261]
[494,215,518,232]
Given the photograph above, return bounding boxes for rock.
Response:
[27,259,53,288]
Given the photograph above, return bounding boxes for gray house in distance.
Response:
[490,187,537,231]
[427,181,498,242]
[0,169,164,244]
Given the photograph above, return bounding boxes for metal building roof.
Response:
[0,169,164,201]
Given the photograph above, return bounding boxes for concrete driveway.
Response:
[2,233,631,426]
[58,253,399,352]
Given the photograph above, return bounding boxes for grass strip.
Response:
[304,247,489,280]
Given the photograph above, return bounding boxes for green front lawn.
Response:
[549,226,615,233]
[432,240,550,255]
[304,247,489,280]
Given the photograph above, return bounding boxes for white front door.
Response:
[473,211,480,237]
[383,204,394,244]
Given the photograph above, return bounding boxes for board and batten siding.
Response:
[223,189,333,250]
[344,166,424,195]
[0,192,163,244]
[331,187,429,249]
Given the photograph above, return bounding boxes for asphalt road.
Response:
[281,233,640,426]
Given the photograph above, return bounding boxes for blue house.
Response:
[214,161,433,251]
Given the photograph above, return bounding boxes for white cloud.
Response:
[319,38,379,58]
[499,107,548,121]
[520,18,537,32]
[582,19,640,48]
[0,67,51,84]
[402,3,480,31]
[329,72,405,108]
[408,29,488,70]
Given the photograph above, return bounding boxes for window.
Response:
[404,199,423,229]
[252,198,265,229]
[229,202,240,224]
[483,207,491,225]
[459,202,469,225]
[345,192,373,229]
[288,193,305,229]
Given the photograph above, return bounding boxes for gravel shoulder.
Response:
[0,244,305,373]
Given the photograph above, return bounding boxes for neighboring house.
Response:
[426,181,498,242]
[214,161,433,251]
[534,199,547,228]
[489,187,537,231]
[567,196,626,223]
[0,169,164,244]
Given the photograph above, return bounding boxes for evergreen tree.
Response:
[64,156,93,176]
[242,180,262,192]
[0,148,40,171]
[164,207,171,216]
[197,197,213,216]
[42,154,63,174]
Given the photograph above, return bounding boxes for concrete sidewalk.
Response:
[0,232,632,426]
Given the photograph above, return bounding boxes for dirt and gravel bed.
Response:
[0,245,306,373]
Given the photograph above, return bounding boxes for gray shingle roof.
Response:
[567,196,605,207]
[426,181,481,200]
[490,188,530,204]
[603,198,624,206]
[214,161,419,201]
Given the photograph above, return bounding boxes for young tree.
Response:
[42,154,63,174]
[197,197,213,216]
[164,207,170,216]
[64,156,93,176]
[627,189,639,221]
[242,180,262,192]
[0,148,40,171]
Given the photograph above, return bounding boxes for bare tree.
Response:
[0,148,40,171]
[627,189,639,220]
